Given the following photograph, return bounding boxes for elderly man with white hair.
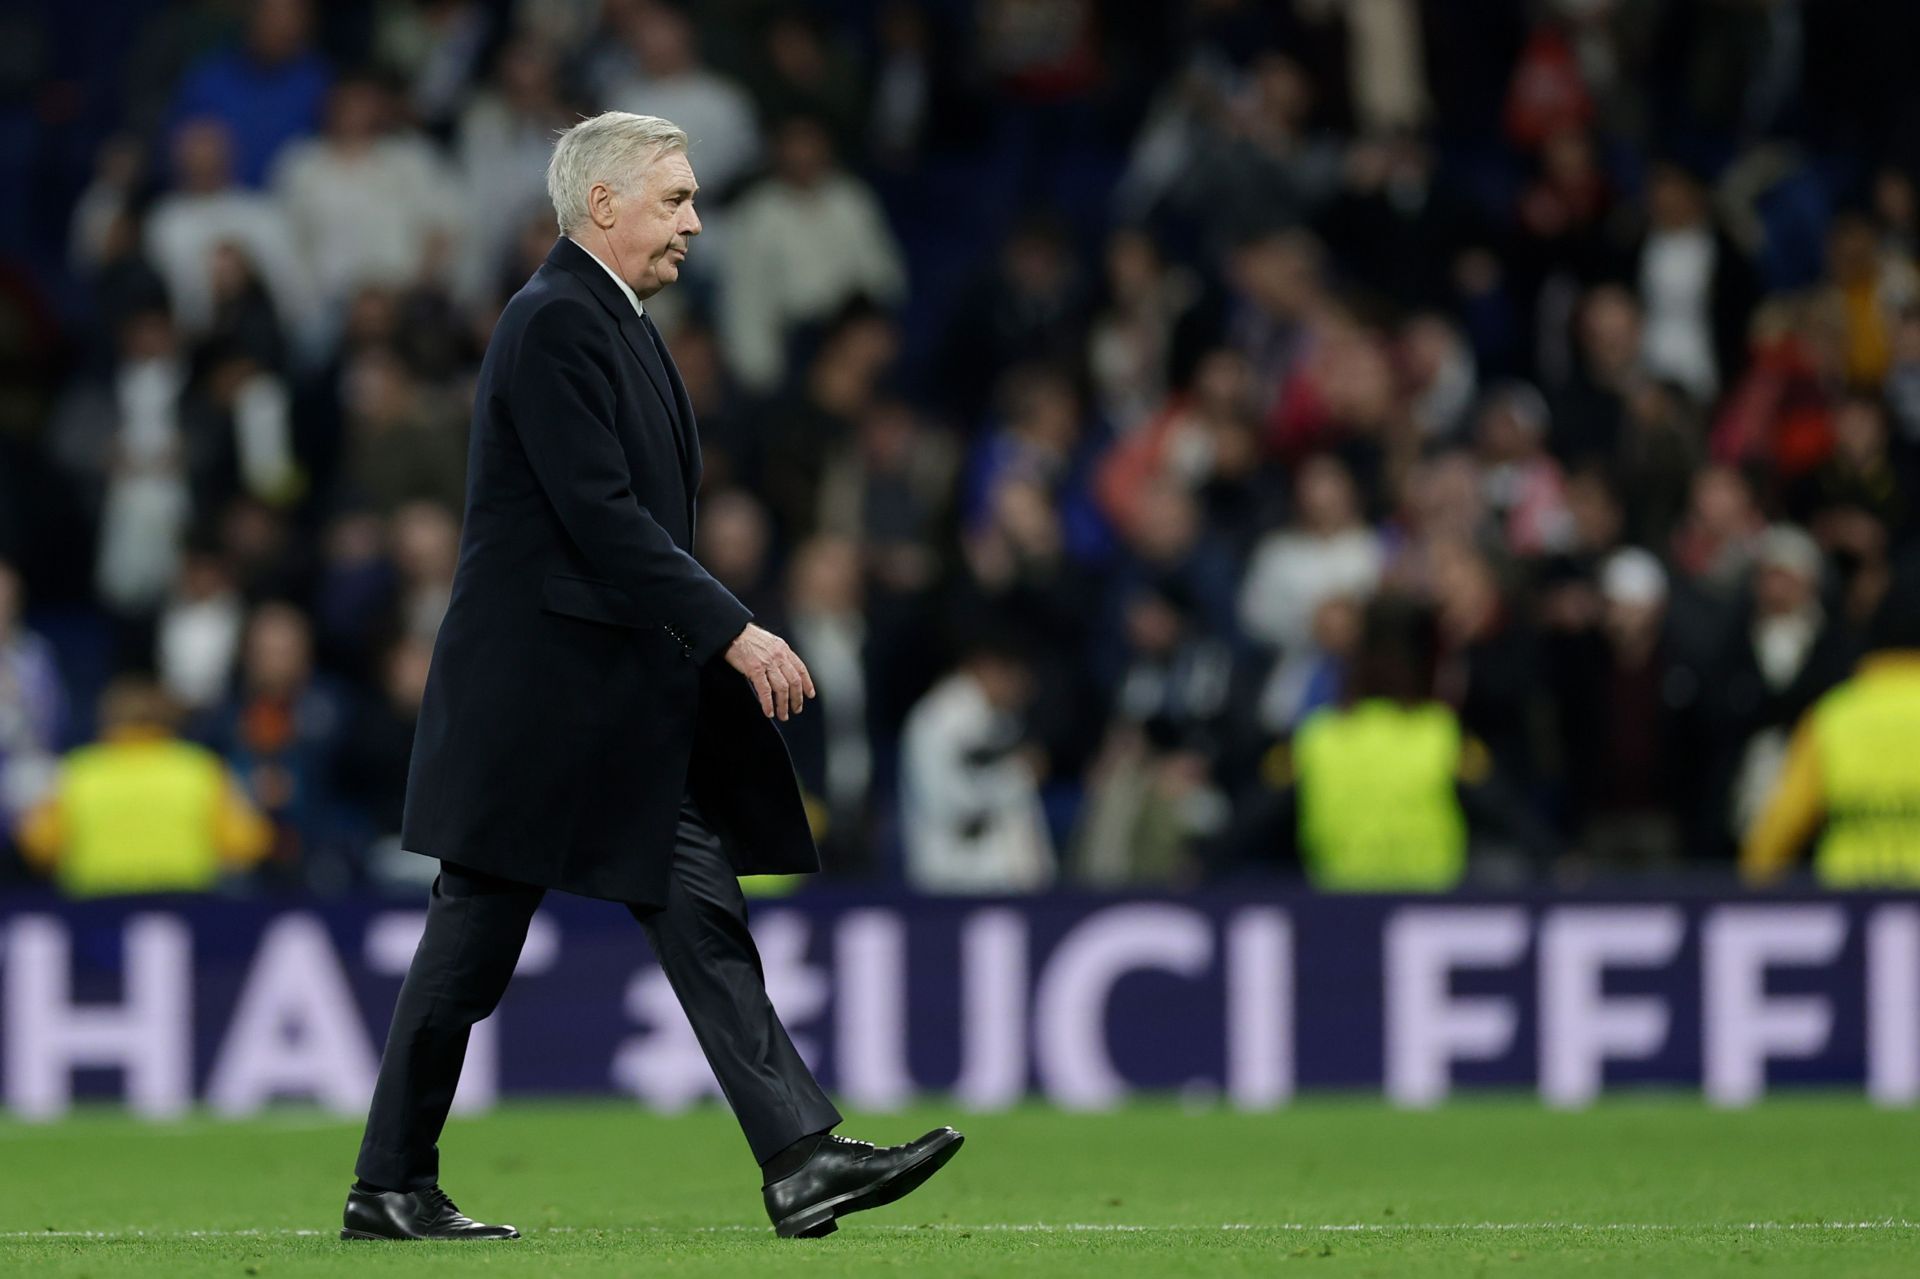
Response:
[342,112,961,1244]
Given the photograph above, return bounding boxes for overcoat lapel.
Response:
[545,238,691,483]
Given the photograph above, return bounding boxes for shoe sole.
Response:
[338,1228,520,1241]
[774,1130,965,1239]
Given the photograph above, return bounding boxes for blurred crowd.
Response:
[2,0,1918,896]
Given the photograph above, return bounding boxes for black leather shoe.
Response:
[764,1128,964,1238]
[340,1185,520,1240]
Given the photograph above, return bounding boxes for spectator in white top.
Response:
[1088,228,1202,435]
[721,117,907,393]
[389,500,462,644]
[606,2,761,201]
[156,541,246,712]
[1238,453,1384,654]
[1475,381,1574,558]
[783,535,873,866]
[1727,524,1850,833]
[901,637,1055,894]
[373,0,493,134]
[456,37,575,290]
[47,308,195,616]
[0,559,65,832]
[1633,163,1755,405]
[1637,165,1719,402]
[145,118,308,343]
[272,73,463,321]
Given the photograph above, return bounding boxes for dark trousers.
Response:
[354,798,842,1190]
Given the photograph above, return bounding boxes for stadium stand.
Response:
[1,0,1917,894]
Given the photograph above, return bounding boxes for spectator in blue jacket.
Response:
[169,0,330,187]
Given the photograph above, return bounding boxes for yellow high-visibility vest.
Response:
[1811,666,1920,887]
[1293,699,1468,891]
[54,738,238,897]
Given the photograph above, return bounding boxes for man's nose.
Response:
[683,208,702,237]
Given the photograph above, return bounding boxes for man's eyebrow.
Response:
[667,183,699,199]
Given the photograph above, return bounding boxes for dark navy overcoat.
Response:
[400,237,816,905]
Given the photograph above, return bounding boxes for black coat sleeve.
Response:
[506,299,752,663]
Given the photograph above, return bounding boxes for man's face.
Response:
[250,0,311,64]
[594,149,702,299]
[1580,287,1640,371]
[173,119,233,193]
[973,656,1033,711]
[245,607,312,693]
[1756,563,1813,618]
[774,122,831,187]
[328,82,384,143]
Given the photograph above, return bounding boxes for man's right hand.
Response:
[724,623,816,721]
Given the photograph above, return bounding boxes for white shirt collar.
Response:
[567,236,645,318]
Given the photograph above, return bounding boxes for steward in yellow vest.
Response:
[1291,697,1477,890]
[17,679,270,897]
[1744,577,1920,887]
[1256,597,1556,891]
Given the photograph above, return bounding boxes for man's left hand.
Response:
[723,624,817,721]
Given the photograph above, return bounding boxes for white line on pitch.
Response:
[0,1229,333,1239]
[6,1221,1920,1240]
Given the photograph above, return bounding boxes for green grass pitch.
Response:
[2,1097,1917,1276]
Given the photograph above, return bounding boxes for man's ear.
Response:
[589,181,617,230]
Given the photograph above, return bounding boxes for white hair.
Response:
[546,111,689,234]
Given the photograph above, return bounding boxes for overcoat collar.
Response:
[544,237,687,456]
